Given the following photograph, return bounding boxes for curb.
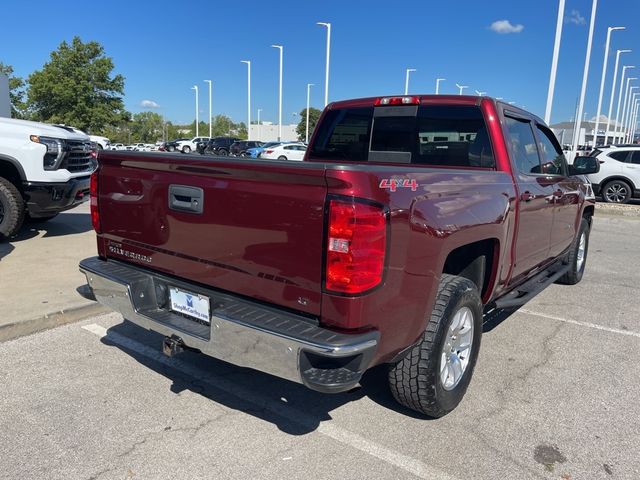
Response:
[595,205,640,218]
[0,303,110,343]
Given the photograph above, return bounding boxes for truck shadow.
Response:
[100,308,520,435]
[101,321,435,435]
[0,241,14,262]
[11,212,93,242]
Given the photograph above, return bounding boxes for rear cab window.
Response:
[309,104,495,168]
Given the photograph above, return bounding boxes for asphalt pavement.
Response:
[1,212,639,480]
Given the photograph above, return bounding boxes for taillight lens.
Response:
[90,170,101,233]
[374,96,420,106]
[265,149,273,154]
[325,199,387,294]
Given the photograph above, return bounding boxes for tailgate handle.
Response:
[168,185,204,214]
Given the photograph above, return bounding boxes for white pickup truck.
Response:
[0,117,95,238]
[175,136,210,154]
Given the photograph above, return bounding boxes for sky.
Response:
[1,0,639,128]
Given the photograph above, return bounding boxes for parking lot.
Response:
[0,211,638,480]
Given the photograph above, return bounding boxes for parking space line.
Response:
[81,324,456,480]
[519,310,640,339]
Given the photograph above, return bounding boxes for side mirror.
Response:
[569,156,600,176]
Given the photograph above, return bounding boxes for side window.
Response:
[504,116,541,175]
[609,151,630,162]
[630,151,640,164]
[536,125,566,175]
[284,146,292,150]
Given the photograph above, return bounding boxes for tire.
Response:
[388,274,483,418]
[218,149,228,156]
[240,152,248,157]
[182,146,191,154]
[277,155,288,161]
[556,217,590,285]
[601,179,632,204]
[0,177,25,240]
[167,145,175,152]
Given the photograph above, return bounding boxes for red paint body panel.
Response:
[93,95,593,367]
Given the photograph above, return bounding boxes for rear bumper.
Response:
[79,257,378,393]
[23,176,91,217]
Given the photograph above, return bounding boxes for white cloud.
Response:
[566,9,586,25]
[140,99,160,109]
[489,20,524,34]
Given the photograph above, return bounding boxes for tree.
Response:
[0,62,27,118]
[130,112,164,143]
[296,107,322,142]
[27,37,127,133]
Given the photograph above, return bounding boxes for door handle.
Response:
[169,185,204,214]
[520,191,534,202]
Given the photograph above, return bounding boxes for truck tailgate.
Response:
[96,152,327,316]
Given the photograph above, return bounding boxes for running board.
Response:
[493,262,569,310]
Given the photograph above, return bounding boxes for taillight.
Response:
[265,149,273,154]
[325,199,387,294]
[90,170,101,233]
[374,96,420,106]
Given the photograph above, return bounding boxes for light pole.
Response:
[203,80,212,138]
[475,90,486,96]
[593,27,625,146]
[455,83,468,95]
[435,78,446,95]
[404,68,416,95]
[624,90,639,142]
[306,83,314,143]
[317,22,331,107]
[257,108,262,141]
[615,68,636,143]
[605,50,631,145]
[191,85,199,137]
[619,80,637,142]
[571,0,599,155]
[271,45,283,141]
[631,100,640,142]
[241,60,251,140]
[544,0,566,124]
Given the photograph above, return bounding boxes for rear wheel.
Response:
[218,149,228,156]
[388,274,483,417]
[277,155,287,161]
[556,217,590,285]
[182,146,191,154]
[602,179,632,203]
[0,177,25,240]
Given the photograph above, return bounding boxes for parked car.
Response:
[260,142,307,161]
[80,95,598,417]
[0,118,94,238]
[587,147,640,203]
[196,137,241,156]
[246,141,282,158]
[176,136,211,154]
[52,125,111,150]
[229,140,264,157]
[161,139,189,152]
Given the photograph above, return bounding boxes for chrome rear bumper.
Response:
[79,257,378,393]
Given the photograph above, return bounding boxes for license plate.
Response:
[169,287,210,324]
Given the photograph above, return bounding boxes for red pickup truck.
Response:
[80,95,599,417]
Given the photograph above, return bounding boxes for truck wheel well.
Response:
[583,205,594,225]
[442,239,498,300]
[0,158,24,190]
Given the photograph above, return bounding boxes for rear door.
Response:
[625,151,640,188]
[533,123,580,257]
[98,154,328,315]
[502,114,555,282]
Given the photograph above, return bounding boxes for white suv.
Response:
[587,147,640,203]
[0,118,95,238]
